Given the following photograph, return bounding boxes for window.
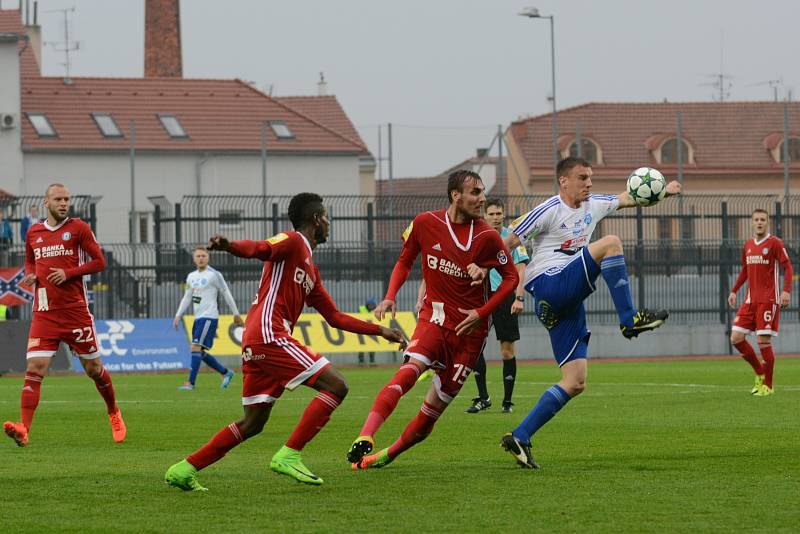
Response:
[660,138,690,164]
[568,139,598,164]
[91,113,123,138]
[269,121,294,139]
[219,209,243,227]
[779,138,800,162]
[157,114,188,138]
[26,113,57,137]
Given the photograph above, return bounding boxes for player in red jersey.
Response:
[3,184,125,447]
[347,170,519,469]
[165,193,405,491]
[728,208,793,396]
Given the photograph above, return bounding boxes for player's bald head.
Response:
[45,183,69,198]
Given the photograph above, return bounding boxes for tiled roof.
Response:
[277,95,369,154]
[20,77,366,154]
[511,101,800,175]
[375,155,503,196]
[0,9,40,77]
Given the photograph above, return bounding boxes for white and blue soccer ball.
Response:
[626,167,667,207]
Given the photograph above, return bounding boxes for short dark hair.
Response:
[485,197,504,210]
[288,192,325,230]
[752,208,769,217]
[447,170,483,203]
[556,157,591,179]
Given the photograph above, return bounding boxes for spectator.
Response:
[0,210,13,250]
[20,205,40,241]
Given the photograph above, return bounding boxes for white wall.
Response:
[0,36,23,193]
[22,151,361,242]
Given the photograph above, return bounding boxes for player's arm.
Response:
[308,276,407,349]
[22,233,37,287]
[616,181,681,209]
[209,232,292,262]
[173,285,192,329]
[376,219,422,320]
[510,244,530,314]
[728,247,748,308]
[778,242,793,308]
[415,279,426,314]
[215,271,244,326]
[56,225,106,284]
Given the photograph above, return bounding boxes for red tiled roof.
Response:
[0,9,40,77]
[20,77,366,154]
[0,188,15,200]
[511,101,800,175]
[277,95,369,154]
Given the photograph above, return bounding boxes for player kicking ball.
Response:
[346,170,519,470]
[493,158,680,468]
[4,183,125,447]
[165,193,405,491]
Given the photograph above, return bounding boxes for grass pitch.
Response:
[1,358,798,533]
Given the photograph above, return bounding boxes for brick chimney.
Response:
[144,0,182,78]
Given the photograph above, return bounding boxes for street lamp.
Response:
[519,7,558,193]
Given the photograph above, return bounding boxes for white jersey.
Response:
[174,267,240,320]
[511,194,619,284]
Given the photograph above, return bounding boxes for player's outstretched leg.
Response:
[353,398,443,470]
[500,433,539,469]
[347,361,423,464]
[4,370,44,446]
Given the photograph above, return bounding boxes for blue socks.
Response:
[512,384,570,443]
[201,352,228,375]
[188,352,202,385]
[601,255,635,328]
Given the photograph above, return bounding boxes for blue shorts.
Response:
[191,318,219,350]
[526,247,601,367]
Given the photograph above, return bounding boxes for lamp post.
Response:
[519,6,558,193]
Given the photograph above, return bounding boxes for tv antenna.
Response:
[43,7,80,84]
[698,31,733,102]
[746,78,784,102]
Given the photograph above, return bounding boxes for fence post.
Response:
[271,202,279,236]
[89,202,97,235]
[174,202,182,244]
[720,202,731,335]
[635,205,645,308]
[367,202,374,279]
[154,205,162,284]
[774,200,782,239]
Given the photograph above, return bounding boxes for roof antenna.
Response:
[318,72,328,96]
[43,6,80,85]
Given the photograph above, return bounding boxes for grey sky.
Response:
[24,0,800,178]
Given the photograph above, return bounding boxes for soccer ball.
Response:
[627,167,667,207]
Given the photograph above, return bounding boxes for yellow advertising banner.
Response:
[181,312,417,356]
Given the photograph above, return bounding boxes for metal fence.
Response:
[3,194,799,327]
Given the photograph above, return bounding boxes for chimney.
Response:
[144,0,182,77]
[24,1,43,70]
[317,72,328,96]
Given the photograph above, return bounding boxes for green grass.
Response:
[1,359,799,533]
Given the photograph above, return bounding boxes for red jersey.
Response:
[25,218,106,313]
[228,231,381,347]
[731,234,793,304]
[385,209,518,338]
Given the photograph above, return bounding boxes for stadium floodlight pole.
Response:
[782,101,790,201]
[261,121,269,237]
[519,6,558,193]
[129,119,136,243]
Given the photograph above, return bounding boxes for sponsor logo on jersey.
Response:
[762,247,769,255]
[28,337,40,348]
[242,347,266,361]
[62,231,71,240]
[33,243,74,259]
[497,250,508,265]
[584,213,593,225]
[293,267,315,294]
[427,254,438,269]
[745,255,770,265]
[267,232,289,245]
[426,254,468,278]
[433,243,442,251]
[35,237,43,243]
[402,222,414,242]
[559,222,568,229]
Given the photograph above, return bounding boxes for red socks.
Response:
[360,364,421,437]
[733,340,763,375]
[758,342,775,388]
[387,401,442,459]
[92,367,118,414]
[20,372,44,430]
[187,423,245,470]
[286,391,342,451]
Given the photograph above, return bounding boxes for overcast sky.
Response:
[18,0,800,177]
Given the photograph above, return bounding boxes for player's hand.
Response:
[233,315,245,327]
[727,292,737,308]
[455,308,481,336]
[780,291,791,309]
[21,273,37,287]
[510,298,524,315]
[46,267,67,285]
[466,263,487,286]
[374,299,396,320]
[207,234,231,251]
[172,317,180,330]
[379,326,408,351]
[665,180,682,196]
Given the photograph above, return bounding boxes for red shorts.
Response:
[733,302,780,336]
[240,337,330,405]
[404,320,486,403]
[27,307,100,359]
